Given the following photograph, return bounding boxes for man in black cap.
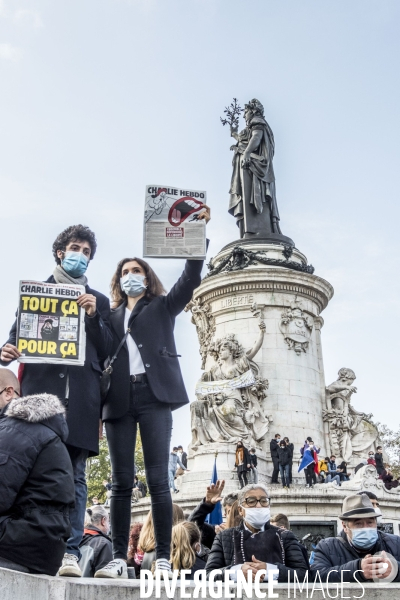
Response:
[312,493,400,582]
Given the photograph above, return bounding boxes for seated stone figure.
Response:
[323,368,380,463]
[312,493,400,583]
[206,484,308,582]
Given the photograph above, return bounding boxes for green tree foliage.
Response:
[377,423,400,478]
[86,436,111,504]
[86,428,146,505]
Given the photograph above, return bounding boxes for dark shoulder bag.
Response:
[100,326,131,401]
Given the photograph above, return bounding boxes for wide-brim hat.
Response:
[340,493,379,520]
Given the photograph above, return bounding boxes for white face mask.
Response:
[120,273,147,297]
[375,507,383,525]
[242,507,271,529]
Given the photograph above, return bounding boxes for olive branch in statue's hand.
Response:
[220,98,243,128]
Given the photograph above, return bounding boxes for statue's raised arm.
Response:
[246,320,266,361]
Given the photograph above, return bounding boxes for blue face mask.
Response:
[62,251,88,278]
[351,527,379,549]
[120,273,147,298]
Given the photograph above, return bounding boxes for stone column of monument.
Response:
[178,242,334,495]
[176,98,336,496]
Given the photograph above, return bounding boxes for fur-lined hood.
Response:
[4,393,68,441]
[7,393,65,422]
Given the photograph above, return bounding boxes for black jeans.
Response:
[105,381,172,561]
[271,457,279,483]
[237,468,248,488]
[279,464,290,486]
[305,463,316,486]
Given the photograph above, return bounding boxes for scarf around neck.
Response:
[236,447,244,465]
[53,265,88,287]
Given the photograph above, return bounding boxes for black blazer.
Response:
[102,259,204,421]
[0,276,112,456]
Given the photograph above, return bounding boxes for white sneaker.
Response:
[94,559,128,579]
[58,553,82,577]
[155,558,173,579]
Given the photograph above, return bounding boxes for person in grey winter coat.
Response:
[79,506,112,577]
[0,368,74,576]
[312,493,400,583]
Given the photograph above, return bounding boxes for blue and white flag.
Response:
[298,448,317,473]
[205,457,223,525]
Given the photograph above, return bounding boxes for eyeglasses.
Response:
[242,496,270,507]
[0,388,20,397]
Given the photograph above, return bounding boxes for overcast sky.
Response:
[1,0,399,452]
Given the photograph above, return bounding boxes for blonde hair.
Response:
[226,500,242,529]
[170,521,200,572]
[139,503,184,553]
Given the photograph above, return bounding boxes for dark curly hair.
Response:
[52,225,97,264]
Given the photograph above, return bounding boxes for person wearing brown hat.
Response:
[311,493,400,582]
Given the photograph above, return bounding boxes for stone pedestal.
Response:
[180,242,334,493]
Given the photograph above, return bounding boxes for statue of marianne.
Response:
[228,98,281,239]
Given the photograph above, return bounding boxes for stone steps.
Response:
[0,568,399,600]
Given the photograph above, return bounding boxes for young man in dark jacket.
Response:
[0,225,112,577]
[375,446,384,475]
[326,455,341,485]
[312,493,400,583]
[284,437,294,484]
[177,445,188,469]
[270,433,281,484]
[249,448,258,484]
[0,368,75,575]
[277,439,291,488]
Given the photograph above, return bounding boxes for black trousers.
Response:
[305,463,316,486]
[237,468,248,488]
[271,457,279,483]
[105,381,172,560]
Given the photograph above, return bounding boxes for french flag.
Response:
[298,447,319,474]
[205,457,223,525]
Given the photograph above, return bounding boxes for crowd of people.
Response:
[78,481,400,584]
[0,221,399,584]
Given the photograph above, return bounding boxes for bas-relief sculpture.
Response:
[185,298,215,370]
[323,368,381,463]
[279,301,314,355]
[189,304,271,450]
[206,245,315,279]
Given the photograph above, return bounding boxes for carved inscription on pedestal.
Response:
[221,294,254,309]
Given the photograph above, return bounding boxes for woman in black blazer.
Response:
[96,208,210,579]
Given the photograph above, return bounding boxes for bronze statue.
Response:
[221,98,282,240]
